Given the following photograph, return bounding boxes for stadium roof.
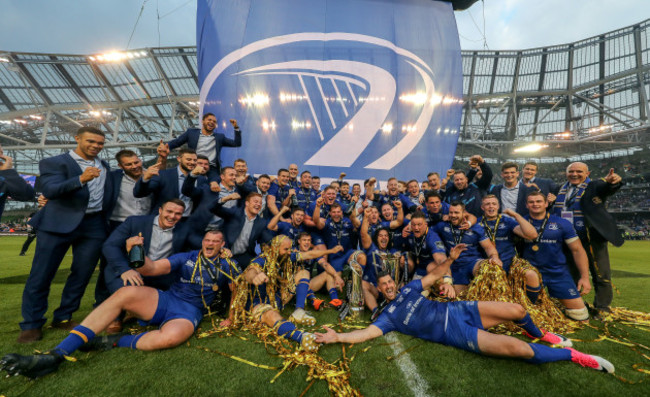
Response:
[0,18,648,173]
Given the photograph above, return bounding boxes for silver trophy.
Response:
[378,252,402,284]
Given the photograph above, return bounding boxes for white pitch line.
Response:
[384,332,433,397]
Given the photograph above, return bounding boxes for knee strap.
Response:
[565,307,589,321]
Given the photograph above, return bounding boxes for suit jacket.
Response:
[580,179,624,247]
[0,169,35,219]
[210,202,272,257]
[167,128,241,169]
[528,177,559,196]
[181,174,221,249]
[133,168,197,214]
[488,181,536,216]
[102,214,188,278]
[29,153,112,234]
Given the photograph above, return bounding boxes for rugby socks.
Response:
[306,288,316,304]
[275,320,304,343]
[296,278,310,310]
[526,284,542,304]
[525,343,572,364]
[117,332,147,349]
[514,313,543,338]
[328,287,339,300]
[53,325,95,356]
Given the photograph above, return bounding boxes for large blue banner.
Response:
[197,0,462,180]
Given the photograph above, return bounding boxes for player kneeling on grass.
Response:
[522,191,592,321]
[1,230,239,379]
[242,235,343,352]
[314,243,614,374]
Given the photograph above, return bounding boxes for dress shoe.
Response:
[16,328,43,344]
[51,320,79,331]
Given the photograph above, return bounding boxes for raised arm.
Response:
[504,208,538,240]
[391,200,404,228]
[312,197,326,229]
[267,205,290,231]
[221,119,242,147]
[360,207,373,249]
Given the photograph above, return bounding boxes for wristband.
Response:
[442,276,453,285]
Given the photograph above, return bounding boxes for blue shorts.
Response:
[541,271,581,300]
[441,301,483,354]
[329,249,356,272]
[143,290,203,330]
[451,262,476,286]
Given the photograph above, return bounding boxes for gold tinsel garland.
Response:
[456,258,583,335]
[198,236,363,396]
[192,242,650,390]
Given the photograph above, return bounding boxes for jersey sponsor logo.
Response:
[435,241,445,250]
[548,223,559,230]
[575,220,584,228]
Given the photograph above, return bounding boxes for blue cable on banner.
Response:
[197,0,463,180]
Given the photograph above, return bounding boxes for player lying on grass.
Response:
[1,230,238,379]
[314,243,614,373]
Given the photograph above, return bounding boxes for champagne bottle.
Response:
[128,232,144,268]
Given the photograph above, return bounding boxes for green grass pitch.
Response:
[0,236,648,396]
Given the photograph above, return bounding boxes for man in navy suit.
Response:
[444,155,493,217]
[0,150,35,220]
[102,199,188,331]
[106,150,152,230]
[552,162,624,314]
[18,127,113,343]
[158,114,241,180]
[182,162,255,250]
[488,162,537,216]
[521,161,559,198]
[211,192,273,267]
[133,148,197,218]
[95,149,153,305]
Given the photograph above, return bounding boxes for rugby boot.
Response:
[524,329,573,347]
[78,333,126,352]
[567,348,615,373]
[289,309,316,326]
[312,298,325,311]
[300,333,319,352]
[0,352,63,379]
[329,299,343,309]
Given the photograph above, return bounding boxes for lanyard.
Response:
[533,213,550,244]
[449,222,465,245]
[412,230,427,259]
[481,215,501,243]
[332,221,343,244]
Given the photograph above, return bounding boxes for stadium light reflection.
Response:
[239,94,270,106]
[513,143,548,153]
[88,51,147,63]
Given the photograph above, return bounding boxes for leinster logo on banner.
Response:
[197,0,463,180]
